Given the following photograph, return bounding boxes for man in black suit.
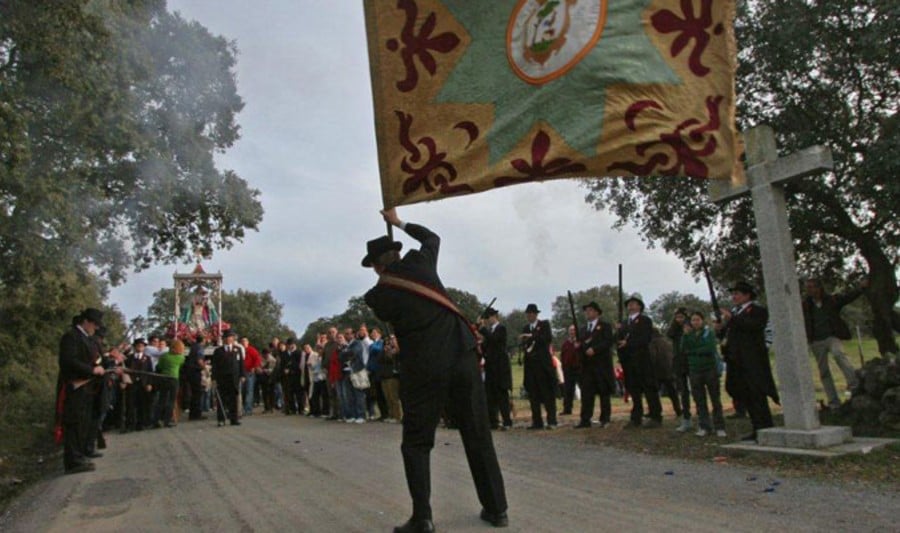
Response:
[212,330,245,426]
[716,281,779,441]
[520,303,557,430]
[363,208,508,533]
[616,297,663,428]
[480,307,512,430]
[57,308,106,474]
[575,302,615,428]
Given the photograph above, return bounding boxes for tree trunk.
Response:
[859,238,900,355]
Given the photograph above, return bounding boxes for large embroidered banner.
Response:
[364,0,742,208]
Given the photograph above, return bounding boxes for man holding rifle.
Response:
[56,308,107,474]
[480,306,513,431]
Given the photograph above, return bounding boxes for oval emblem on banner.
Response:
[507,0,608,86]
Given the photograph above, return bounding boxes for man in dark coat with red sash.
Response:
[716,281,779,441]
[57,308,106,474]
[363,208,508,533]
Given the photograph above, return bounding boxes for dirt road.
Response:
[1,414,896,532]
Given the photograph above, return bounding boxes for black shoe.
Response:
[624,420,642,429]
[65,462,95,475]
[393,518,435,533]
[230,420,241,426]
[97,435,107,450]
[740,432,757,442]
[574,422,592,429]
[85,451,103,459]
[480,509,509,528]
[526,424,544,430]
[642,419,662,429]
[561,410,572,415]
[726,412,746,419]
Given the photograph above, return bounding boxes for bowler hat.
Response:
[79,308,105,327]
[582,301,602,314]
[728,281,757,299]
[481,306,499,319]
[624,296,645,311]
[362,236,403,267]
[524,303,540,314]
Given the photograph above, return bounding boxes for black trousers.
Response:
[729,372,773,433]
[579,368,612,424]
[485,383,512,428]
[63,385,92,469]
[677,372,692,420]
[399,348,507,521]
[622,353,662,423]
[525,367,557,427]
[660,377,682,417]
[188,374,204,419]
[562,368,580,414]
[217,380,239,423]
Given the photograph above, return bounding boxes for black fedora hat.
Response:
[222,329,238,339]
[728,281,757,299]
[524,303,540,314]
[624,296,645,311]
[481,306,500,319]
[582,301,602,314]
[133,338,147,347]
[362,236,403,267]
[80,307,105,327]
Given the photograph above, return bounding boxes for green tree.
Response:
[0,0,263,290]
[647,291,711,327]
[583,0,899,354]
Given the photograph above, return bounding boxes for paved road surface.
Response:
[1,414,896,532]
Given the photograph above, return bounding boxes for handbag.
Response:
[350,369,370,390]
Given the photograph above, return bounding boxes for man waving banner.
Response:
[364,0,741,208]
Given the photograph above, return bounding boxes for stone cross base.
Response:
[757,426,852,449]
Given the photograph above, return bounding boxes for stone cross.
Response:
[711,126,851,448]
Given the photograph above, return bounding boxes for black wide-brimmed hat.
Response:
[582,301,602,314]
[133,338,147,347]
[728,281,757,299]
[361,236,403,267]
[222,329,238,339]
[524,303,540,314]
[624,296,645,311]
[482,306,500,319]
[79,308,105,327]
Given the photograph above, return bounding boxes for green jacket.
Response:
[156,353,186,380]
[680,327,718,374]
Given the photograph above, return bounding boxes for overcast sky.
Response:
[108,1,706,331]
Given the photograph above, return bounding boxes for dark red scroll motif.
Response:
[651,0,725,77]
[494,131,587,188]
[396,111,476,197]
[607,96,723,178]
[386,0,461,92]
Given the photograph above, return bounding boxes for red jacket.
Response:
[560,339,580,369]
[243,345,262,373]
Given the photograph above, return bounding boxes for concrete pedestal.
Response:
[756,426,851,449]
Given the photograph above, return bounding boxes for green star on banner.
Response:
[364,0,742,208]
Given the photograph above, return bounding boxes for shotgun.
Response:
[700,253,722,323]
[567,291,580,333]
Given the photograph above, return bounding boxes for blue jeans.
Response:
[339,378,366,420]
[243,373,256,414]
